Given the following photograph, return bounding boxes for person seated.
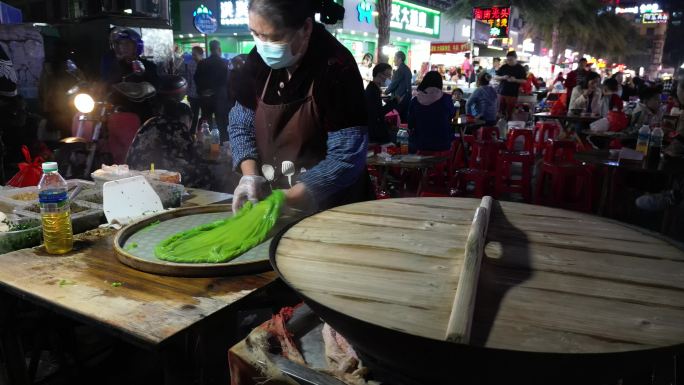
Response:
[466,72,498,126]
[451,88,466,116]
[602,77,623,114]
[365,63,399,144]
[126,75,211,189]
[407,71,456,153]
[628,86,663,135]
[569,71,603,116]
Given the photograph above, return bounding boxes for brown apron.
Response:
[254,71,373,210]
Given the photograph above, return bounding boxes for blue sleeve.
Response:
[386,70,401,95]
[228,101,259,171]
[466,89,477,116]
[299,127,368,208]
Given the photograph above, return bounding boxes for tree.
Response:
[376,0,391,63]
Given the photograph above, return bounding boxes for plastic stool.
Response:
[454,140,500,198]
[476,126,500,142]
[534,121,561,155]
[535,140,594,212]
[495,128,535,202]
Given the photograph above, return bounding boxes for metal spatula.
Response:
[281,161,295,187]
[261,164,275,182]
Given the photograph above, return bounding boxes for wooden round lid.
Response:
[274,198,684,354]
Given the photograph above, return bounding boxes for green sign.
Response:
[357,0,440,38]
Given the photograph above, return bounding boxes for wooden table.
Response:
[575,150,684,217]
[0,229,278,384]
[367,155,447,196]
[183,188,233,207]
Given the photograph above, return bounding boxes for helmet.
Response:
[114,29,144,57]
[158,75,187,102]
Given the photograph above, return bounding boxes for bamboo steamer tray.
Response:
[114,204,288,277]
[270,197,684,384]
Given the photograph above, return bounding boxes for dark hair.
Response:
[465,53,470,59]
[579,71,601,89]
[579,58,587,63]
[209,40,220,53]
[506,51,517,58]
[362,53,373,62]
[478,72,492,86]
[372,63,392,78]
[639,86,660,102]
[418,71,442,92]
[191,46,204,55]
[493,57,501,62]
[248,0,313,31]
[452,88,463,96]
[395,51,406,63]
[603,77,618,92]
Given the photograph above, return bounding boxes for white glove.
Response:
[232,175,269,213]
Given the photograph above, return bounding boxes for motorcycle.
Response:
[56,59,156,179]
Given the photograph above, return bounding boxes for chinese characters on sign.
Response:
[389,0,440,37]
[220,0,248,26]
[642,12,668,23]
[472,6,510,39]
[430,42,469,54]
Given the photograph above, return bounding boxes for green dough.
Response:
[154,190,285,263]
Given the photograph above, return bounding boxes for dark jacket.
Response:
[386,62,412,99]
[365,81,397,143]
[105,57,159,89]
[408,89,456,152]
[195,55,229,99]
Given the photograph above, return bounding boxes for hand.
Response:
[232,175,269,213]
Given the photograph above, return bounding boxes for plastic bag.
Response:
[7,146,44,187]
[607,110,629,132]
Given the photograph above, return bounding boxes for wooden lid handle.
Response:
[445,196,493,343]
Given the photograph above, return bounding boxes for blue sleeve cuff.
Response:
[299,126,368,207]
[228,102,259,171]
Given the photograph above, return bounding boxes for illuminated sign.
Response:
[642,12,668,23]
[220,0,248,26]
[193,5,217,34]
[356,0,441,38]
[615,3,660,14]
[473,7,511,39]
[430,42,469,54]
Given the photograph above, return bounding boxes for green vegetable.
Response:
[124,242,138,251]
[111,282,123,287]
[9,222,36,231]
[59,279,76,287]
[154,190,285,264]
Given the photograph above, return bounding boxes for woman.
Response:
[126,75,212,189]
[228,0,372,213]
[407,71,456,153]
[610,72,624,99]
[451,88,466,116]
[358,52,373,88]
[466,72,498,125]
[602,77,623,114]
[569,71,603,115]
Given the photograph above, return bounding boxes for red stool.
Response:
[495,128,535,202]
[534,121,561,155]
[535,140,594,212]
[453,140,500,198]
[476,126,500,142]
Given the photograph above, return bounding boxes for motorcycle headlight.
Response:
[74,93,95,113]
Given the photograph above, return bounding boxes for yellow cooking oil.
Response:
[42,209,73,254]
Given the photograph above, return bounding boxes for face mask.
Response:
[384,78,392,87]
[253,33,301,70]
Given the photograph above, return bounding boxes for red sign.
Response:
[473,6,510,39]
[430,42,470,54]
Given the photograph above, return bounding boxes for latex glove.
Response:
[232,175,269,213]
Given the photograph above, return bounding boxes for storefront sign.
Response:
[355,0,441,38]
[472,6,510,39]
[615,3,660,14]
[220,0,248,26]
[642,12,668,23]
[193,5,217,34]
[430,42,469,54]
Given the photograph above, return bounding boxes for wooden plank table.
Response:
[367,155,447,196]
[0,225,278,384]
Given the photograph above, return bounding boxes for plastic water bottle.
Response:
[210,124,221,156]
[635,125,650,155]
[397,128,409,155]
[200,121,211,154]
[646,126,663,169]
[38,162,73,254]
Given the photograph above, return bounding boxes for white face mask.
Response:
[252,33,301,70]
